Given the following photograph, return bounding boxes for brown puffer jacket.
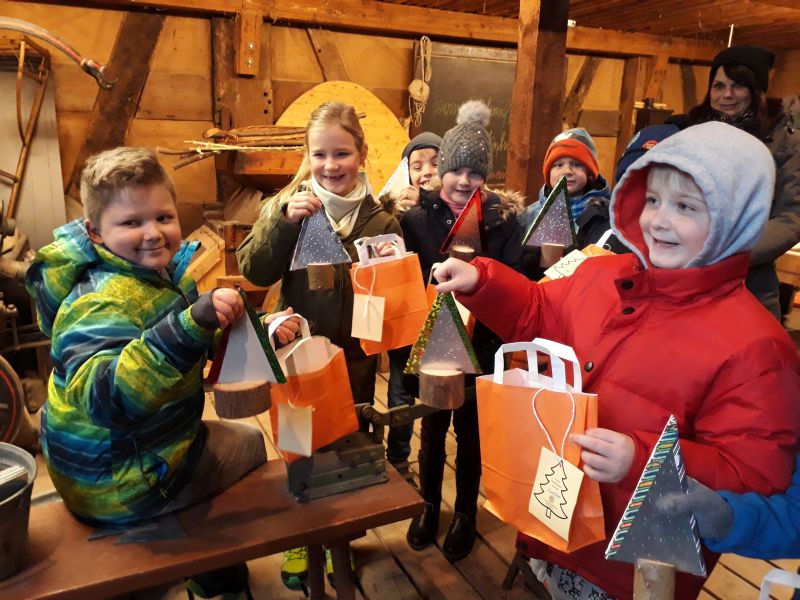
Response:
[237,190,401,404]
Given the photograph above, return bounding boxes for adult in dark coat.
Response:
[669,45,800,319]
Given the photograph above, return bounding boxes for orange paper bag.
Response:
[476,338,605,553]
[267,314,358,462]
[349,233,428,355]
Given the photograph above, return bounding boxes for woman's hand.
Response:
[432,258,480,294]
[285,191,322,224]
[211,288,245,329]
[571,428,634,483]
[263,306,301,346]
[397,186,420,210]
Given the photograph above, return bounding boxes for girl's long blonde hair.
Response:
[271,101,367,207]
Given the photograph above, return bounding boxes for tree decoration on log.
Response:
[439,187,486,261]
[405,292,481,410]
[205,289,285,419]
[290,205,351,291]
[605,415,706,583]
[522,176,577,267]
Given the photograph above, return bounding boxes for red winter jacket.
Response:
[458,252,800,599]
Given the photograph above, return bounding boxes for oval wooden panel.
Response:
[275,81,409,193]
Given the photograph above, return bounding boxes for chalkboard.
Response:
[416,42,517,187]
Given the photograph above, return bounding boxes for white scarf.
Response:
[310,173,375,238]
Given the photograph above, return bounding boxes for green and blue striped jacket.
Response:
[26,219,214,524]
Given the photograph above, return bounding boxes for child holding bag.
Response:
[432,122,800,599]
[236,101,401,589]
[402,100,523,562]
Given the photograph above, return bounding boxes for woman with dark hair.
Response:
[671,45,800,319]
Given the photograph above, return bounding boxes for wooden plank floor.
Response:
[27,372,800,599]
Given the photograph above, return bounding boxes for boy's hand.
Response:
[373,241,399,257]
[285,191,322,224]
[397,186,420,210]
[432,258,480,294]
[263,306,301,346]
[211,288,244,329]
[656,477,734,539]
[572,428,634,483]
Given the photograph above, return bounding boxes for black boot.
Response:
[406,501,440,550]
[442,512,476,562]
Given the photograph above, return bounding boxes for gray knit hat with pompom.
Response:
[437,100,492,180]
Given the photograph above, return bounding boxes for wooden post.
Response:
[234,10,261,76]
[633,559,675,600]
[614,56,645,179]
[680,63,698,112]
[64,12,165,201]
[563,56,602,129]
[643,54,670,102]
[506,0,569,203]
[306,29,349,81]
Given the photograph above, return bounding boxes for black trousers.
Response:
[418,395,481,519]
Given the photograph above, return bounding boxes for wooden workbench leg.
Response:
[330,542,356,600]
[307,543,326,599]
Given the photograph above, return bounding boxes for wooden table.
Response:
[0,459,423,600]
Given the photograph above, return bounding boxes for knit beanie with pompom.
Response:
[437,100,493,180]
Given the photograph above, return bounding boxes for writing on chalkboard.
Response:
[417,43,517,187]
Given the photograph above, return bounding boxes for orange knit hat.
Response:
[542,128,600,182]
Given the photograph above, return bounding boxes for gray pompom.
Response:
[456,100,491,127]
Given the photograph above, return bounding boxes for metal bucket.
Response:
[0,442,36,581]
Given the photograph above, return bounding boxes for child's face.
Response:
[441,167,484,205]
[86,183,181,270]
[638,175,710,269]
[549,158,589,196]
[308,124,366,197]
[408,147,438,189]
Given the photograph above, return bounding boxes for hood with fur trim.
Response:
[610,121,776,269]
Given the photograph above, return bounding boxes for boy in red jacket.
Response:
[433,121,800,600]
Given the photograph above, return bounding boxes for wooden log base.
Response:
[633,559,675,600]
[449,245,476,262]
[539,243,565,268]
[419,368,464,410]
[212,381,271,419]
[307,263,334,291]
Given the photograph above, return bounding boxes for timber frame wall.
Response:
[3,0,798,221]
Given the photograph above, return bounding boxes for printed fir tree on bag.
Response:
[290,205,351,290]
[205,288,286,419]
[439,188,487,261]
[405,292,481,410]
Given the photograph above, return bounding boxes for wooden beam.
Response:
[680,63,698,113]
[614,56,645,183]
[563,56,601,129]
[212,17,273,129]
[39,0,723,61]
[306,29,349,81]
[235,10,262,76]
[506,0,569,201]
[65,12,165,201]
[643,54,669,101]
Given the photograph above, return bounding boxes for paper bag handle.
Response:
[266,313,311,349]
[760,569,800,600]
[491,339,583,393]
[354,233,406,265]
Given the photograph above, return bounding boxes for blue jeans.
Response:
[386,347,414,464]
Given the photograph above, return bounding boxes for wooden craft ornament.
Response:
[633,559,675,600]
[307,262,334,290]
[539,243,565,268]
[419,367,464,410]
[449,244,475,262]
[213,380,271,420]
